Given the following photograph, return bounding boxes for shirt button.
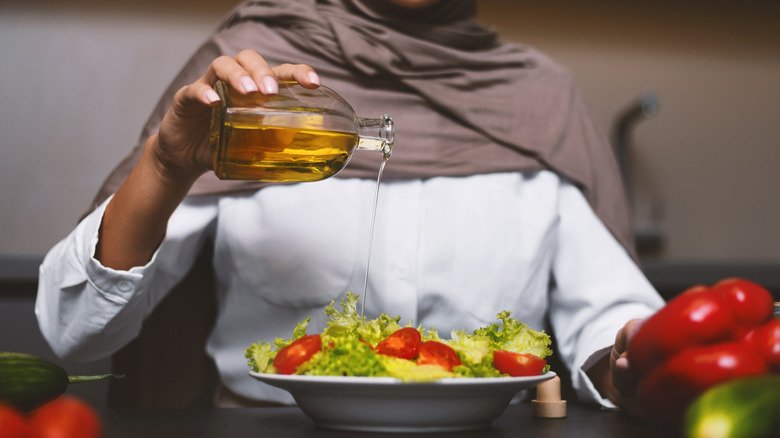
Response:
[394,266,408,278]
[116,280,133,293]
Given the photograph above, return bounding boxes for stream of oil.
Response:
[360,157,388,318]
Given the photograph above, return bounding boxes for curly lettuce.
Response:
[444,311,552,377]
[322,293,401,346]
[246,341,276,373]
[472,311,552,359]
[298,337,385,377]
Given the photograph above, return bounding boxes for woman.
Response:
[36,0,662,413]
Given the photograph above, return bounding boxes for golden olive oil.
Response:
[212,118,359,182]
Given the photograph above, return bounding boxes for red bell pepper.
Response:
[743,318,780,372]
[627,278,777,422]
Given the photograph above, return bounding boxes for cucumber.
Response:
[0,352,119,411]
[685,375,780,438]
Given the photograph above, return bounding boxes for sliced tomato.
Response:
[273,334,322,375]
[493,350,546,377]
[375,327,421,360]
[417,341,462,371]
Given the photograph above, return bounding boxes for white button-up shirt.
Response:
[36,170,664,407]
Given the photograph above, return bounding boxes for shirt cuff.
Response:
[82,196,161,304]
[576,346,618,411]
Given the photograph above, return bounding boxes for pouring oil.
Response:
[361,156,388,318]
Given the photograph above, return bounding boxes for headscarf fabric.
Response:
[92,0,635,255]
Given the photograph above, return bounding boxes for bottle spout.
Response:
[357,114,393,159]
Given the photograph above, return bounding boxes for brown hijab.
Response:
[92,0,634,255]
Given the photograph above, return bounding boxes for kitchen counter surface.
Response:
[102,403,668,438]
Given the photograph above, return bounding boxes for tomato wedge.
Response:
[493,350,546,377]
[375,327,421,360]
[417,341,462,371]
[273,334,322,375]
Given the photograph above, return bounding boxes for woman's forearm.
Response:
[94,51,319,271]
[95,135,201,270]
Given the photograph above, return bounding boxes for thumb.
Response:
[615,318,645,357]
[169,84,220,119]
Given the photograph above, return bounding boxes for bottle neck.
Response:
[356,114,394,159]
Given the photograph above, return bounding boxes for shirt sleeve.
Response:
[549,181,665,409]
[35,195,219,362]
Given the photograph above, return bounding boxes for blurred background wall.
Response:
[0,0,778,408]
[1,0,778,262]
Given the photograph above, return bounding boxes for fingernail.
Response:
[263,76,278,94]
[241,76,258,93]
[307,71,320,86]
[205,89,220,103]
[615,357,629,369]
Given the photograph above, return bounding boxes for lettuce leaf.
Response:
[273,316,310,350]
[445,311,551,377]
[452,355,503,378]
[322,292,401,346]
[245,341,277,373]
[297,337,386,377]
[447,329,491,364]
[472,311,552,359]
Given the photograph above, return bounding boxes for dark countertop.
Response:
[102,403,668,438]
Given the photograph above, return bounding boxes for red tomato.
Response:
[493,350,546,377]
[713,278,774,335]
[374,327,421,360]
[743,318,780,372]
[417,341,462,371]
[0,404,29,438]
[28,396,101,438]
[273,334,322,375]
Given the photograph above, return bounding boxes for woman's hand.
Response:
[587,318,647,417]
[97,50,320,270]
[609,318,646,417]
[154,49,321,183]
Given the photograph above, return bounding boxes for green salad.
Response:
[245,293,552,381]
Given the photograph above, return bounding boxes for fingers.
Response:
[195,50,320,101]
[235,49,277,94]
[201,54,263,95]
[610,318,645,399]
[172,50,321,121]
[272,63,320,89]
